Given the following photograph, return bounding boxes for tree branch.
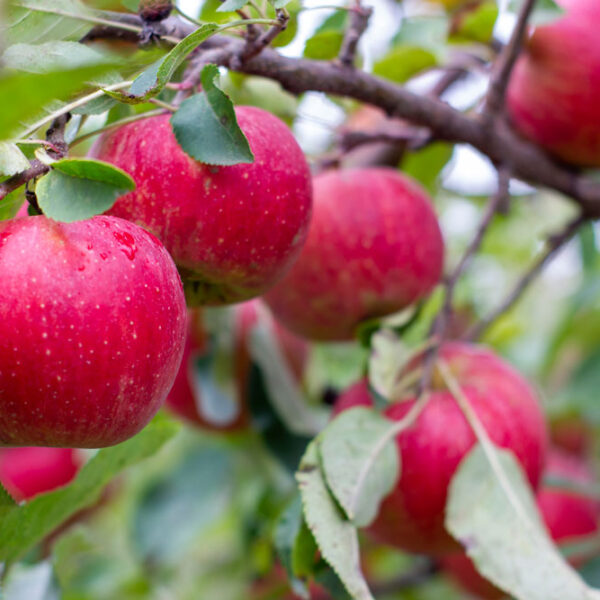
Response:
[484,0,535,118]
[338,4,372,68]
[465,214,586,340]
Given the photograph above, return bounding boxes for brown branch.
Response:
[177,38,600,217]
[465,214,586,341]
[484,0,535,118]
[338,4,372,68]
[0,115,70,201]
[338,127,430,153]
[417,168,513,393]
[22,14,600,220]
[238,8,289,63]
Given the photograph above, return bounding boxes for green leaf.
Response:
[303,30,344,60]
[2,41,117,73]
[0,189,25,222]
[133,445,233,563]
[271,0,293,8]
[108,24,220,103]
[6,0,94,46]
[248,364,312,473]
[303,11,348,60]
[0,142,31,176]
[247,319,327,436]
[320,407,399,527]
[274,495,315,597]
[368,329,412,401]
[36,158,135,222]
[217,0,247,12]
[446,444,600,600]
[393,15,447,53]
[449,3,499,45]
[508,0,564,25]
[0,416,177,563]
[296,441,374,600]
[373,45,437,84]
[170,64,254,166]
[0,66,114,140]
[402,142,453,193]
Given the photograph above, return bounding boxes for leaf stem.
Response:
[436,359,532,525]
[70,109,165,147]
[19,81,134,140]
[349,392,430,519]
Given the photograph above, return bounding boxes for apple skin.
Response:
[264,168,444,341]
[333,342,548,555]
[442,448,599,599]
[506,0,600,167]
[88,107,313,305]
[0,215,187,448]
[165,300,309,431]
[0,447,82,502]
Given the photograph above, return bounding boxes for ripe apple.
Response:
[442,448,599,599]
[264,168,444,341]
[0,447,82,501]
[506,0,600,166]
[89,107,313,305]
[0,215,187,448]
[165,300,309,431]
[333,342,548,555]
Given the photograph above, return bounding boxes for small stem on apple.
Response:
[484,0,536,119]
[464,214,586,341]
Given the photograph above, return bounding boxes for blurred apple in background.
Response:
[507,0,600,166]
[0,447,82,502]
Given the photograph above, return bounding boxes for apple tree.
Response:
[1,0,600,598]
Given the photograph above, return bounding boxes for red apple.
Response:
[88,107,313,305]
[506,0,600,166]
[264,168,444,341]
[0,447,82,501]
[333,342,548,555]
[443,448,599,599]
[165,300,309,431]
[0,215,186,448]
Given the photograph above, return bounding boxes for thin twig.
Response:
[70,109,165,147]
[465,215,586,340]
[0,115,71,205]
[417,174,508,393]
[338,5,372,68]
[484,0,536,118]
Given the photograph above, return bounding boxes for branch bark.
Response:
[484,0,536,118]
[77,14,600,217]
